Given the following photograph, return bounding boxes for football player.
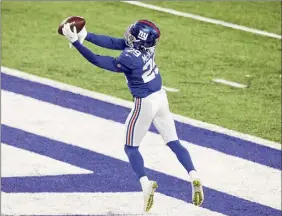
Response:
[62,20,204,212]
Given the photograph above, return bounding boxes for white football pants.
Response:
[125,89,178,146]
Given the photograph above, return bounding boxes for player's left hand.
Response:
[62,23,78,44]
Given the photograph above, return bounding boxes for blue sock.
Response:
[167,140,195,173]
[124,145,146,179]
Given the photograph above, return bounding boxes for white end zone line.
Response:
[122,1,282,40]
[213,78,248,88]
[1,66,281,150]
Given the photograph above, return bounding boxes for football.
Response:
[58,16,86,35]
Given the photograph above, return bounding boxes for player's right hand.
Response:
[78,26,87,43]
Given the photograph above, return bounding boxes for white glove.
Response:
[62,23,78,43]
[78,26,87,43]
[69,26,87,48]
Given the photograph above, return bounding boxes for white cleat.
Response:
[143,180,158,212]
[191,179,204,207]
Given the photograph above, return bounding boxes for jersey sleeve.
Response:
[72,40,127,73]
[72,40,139,74]
[85,33,126,50]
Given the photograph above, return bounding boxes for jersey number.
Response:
[142,57,159,83]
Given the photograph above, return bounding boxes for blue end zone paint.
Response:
[1,125,281,216]
[1,73,281,170]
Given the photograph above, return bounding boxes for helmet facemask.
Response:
[124,24,138,48]
[124,23,160,51]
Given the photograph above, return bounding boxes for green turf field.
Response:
[150,1,281,34]
[2,2,281,142]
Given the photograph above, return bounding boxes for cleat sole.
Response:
[192,180,204,207]
[145,182,158,212]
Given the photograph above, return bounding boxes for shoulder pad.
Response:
[116,48,142,70]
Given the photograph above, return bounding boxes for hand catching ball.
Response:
[58,16,86,35]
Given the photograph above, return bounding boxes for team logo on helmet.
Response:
[137,30,149,41]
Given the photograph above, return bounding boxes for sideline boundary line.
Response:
[122,1,281,40]
[1,66,280,149]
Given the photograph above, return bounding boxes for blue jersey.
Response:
[116,48,162,98]
[72,33,162,98]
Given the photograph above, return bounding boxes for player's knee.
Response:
[124,145,139,156]
[167,140,181,146]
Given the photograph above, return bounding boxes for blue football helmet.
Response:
[124,20,161,50]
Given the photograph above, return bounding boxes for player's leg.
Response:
[153,90,196,173]
[124,97,158,212]
[124,98,151,180]
[152,105,196,177]
[153,89,204,206]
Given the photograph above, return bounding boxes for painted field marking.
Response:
[1,66,281,150]
[213,78,248,88]
[3,192,209,216]
[1,144,93,177]
[122,1,282,40]
[2,124,280,215]
[2,90,281,209]
[162,85,179,92]
[3,72,281,170]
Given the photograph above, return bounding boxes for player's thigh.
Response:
[153,91,178,143]
[153,112,178,144]
[125,97,154,146]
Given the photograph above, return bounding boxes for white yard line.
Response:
[162,86,179,92]
[122,1,281,40]
[1,66,281,149]
[212,78,248,88]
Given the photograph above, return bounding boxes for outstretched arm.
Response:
[62,23,130,72]
[72,41,130,73]
[85,32,126,50]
